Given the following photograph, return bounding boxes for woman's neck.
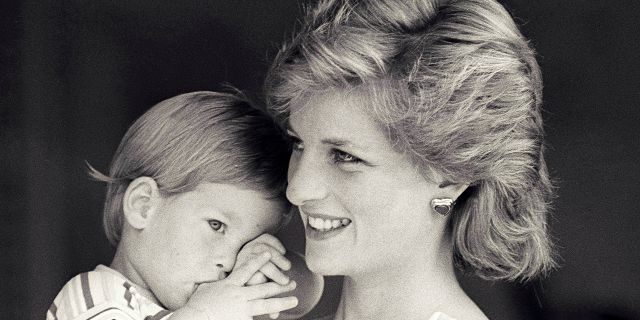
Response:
[333,239,475,320]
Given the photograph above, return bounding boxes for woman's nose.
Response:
[286,154,327,206]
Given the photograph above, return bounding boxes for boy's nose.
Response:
[216,265,229,280]
[214,253,235,273]
[214,263,231,280]
[216,263,233,274]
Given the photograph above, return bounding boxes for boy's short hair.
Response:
[89,91,291,246]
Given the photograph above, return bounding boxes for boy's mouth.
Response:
[193,272,226,291]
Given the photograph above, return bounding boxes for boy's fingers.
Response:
[245,280,296,300]
[259,262,290,285]
[270,253,292,271]
[269,312,280,319]
[248,296,299,316]
[227,252,272,285]
[246,272,268,285]
[252,234,286,254]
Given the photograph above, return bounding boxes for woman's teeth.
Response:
[308,216,351,231]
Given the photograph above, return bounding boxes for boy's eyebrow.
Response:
[200,201,237,223]
[219,210,239,223]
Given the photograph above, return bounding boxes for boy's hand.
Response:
[173,252,298,320]
[235,234,292,286]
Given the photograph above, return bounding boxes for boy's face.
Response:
[134,182,285,310]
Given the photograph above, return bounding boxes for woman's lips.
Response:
[301,209,352,240]
[308,215,350,231]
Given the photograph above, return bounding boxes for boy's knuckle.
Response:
[256,300,269,310]
[257,234,271,240]
[254,243,269,250]
[265,282,279,290]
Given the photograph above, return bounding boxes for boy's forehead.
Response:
[251,199,289,231]
[192,182,286,223]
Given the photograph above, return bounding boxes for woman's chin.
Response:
[304,252,346,276]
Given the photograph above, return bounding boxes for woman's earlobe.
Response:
[432,181,470,216]
[431,198,455,216]
[122,177,161,229]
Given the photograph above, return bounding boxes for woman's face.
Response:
[286,90,445,276]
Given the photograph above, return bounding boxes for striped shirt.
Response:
[47,265,172,320]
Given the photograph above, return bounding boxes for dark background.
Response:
[2,1,639,319]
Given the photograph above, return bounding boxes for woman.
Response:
[266,0,555,319]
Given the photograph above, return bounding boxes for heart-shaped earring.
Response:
[431,198,454,216]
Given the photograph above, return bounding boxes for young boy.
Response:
[47,91,301,320]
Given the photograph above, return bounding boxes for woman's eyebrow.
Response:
[286,119,370,151]
[321,138,372,152]
[321,138,349,147]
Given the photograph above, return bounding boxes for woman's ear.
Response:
[439,181,469,202]
[123,177,162,229]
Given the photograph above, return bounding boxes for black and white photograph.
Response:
[2,1,639,319]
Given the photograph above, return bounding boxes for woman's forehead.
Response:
[290,91,407,157]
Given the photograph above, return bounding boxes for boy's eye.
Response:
[208,220,226,233]
[332,149,362,164]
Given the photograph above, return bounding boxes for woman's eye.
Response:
[292,140,304,151]
[208,220,226,233]
[332,149,362,164]
[288,136,304,151]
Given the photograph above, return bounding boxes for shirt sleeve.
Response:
[47,271,147,320]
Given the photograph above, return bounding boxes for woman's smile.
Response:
[300,208,352,240]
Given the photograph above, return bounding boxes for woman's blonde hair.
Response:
[266,0,555,281]
[90,91,290,246]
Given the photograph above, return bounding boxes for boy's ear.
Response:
[123,177,162,229]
